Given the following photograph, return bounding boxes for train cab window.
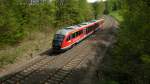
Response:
[54,34,65,41]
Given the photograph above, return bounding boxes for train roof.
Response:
[56,19,102,35]
[56,28,72,35]
[56,25,80,35]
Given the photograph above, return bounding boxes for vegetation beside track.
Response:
[109,10,123,22]
[95,0,150,84]
[0,0,105,67]
[1,1,149,84]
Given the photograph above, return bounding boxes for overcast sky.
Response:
[87,0,106,3]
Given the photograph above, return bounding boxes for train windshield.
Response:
[53,34,65,47]
[54,34,65,41]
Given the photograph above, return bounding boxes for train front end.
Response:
[52,34,65,51]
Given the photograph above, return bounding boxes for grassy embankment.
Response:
[0,30,55,68]
[0,0,106,68]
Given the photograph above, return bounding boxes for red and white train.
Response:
[52,18,104,51]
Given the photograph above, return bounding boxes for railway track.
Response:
[0,16,117,84]
[42,47,91,84]
[0,38,91,84]
[0,56,55,84]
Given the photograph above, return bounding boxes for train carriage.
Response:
[52,18,104,51]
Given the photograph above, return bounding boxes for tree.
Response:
[0,0,24,45]
[0,0,56,45]
[78,0,94,21]
[104,0,122,14]
[54,0,80,28]
[104,0,150,83]
[92,1,105,19]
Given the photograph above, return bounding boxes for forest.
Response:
[0,0,149,84]
[98,0,150,84]
[0,0,105,67]
[0,0,104,46]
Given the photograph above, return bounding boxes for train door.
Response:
[65,34,72,47]
[83,28,87,37]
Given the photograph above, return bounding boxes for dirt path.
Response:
[0,15,118,84]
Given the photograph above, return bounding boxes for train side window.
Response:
[77,30,82,36]
[89,27,91,32]
[86,29,87,34]
[90,26,92,31]
[95,23,99,28]
[72,33,76,38]
[92,25,95,30]
[67,35,71,41]
[79,31,81,35]
[86,27,91,33]
[78,31,80,35]
[82,30,83,33]
[86,28,88,34]
[79,30,83,35]
[76,31,79,37]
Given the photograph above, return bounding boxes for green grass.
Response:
[109,10,123,22]
[0,31,54,68]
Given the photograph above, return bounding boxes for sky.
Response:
[87,0,106,3]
